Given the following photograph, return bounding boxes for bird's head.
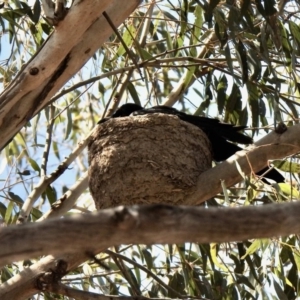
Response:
[111,103,143,117]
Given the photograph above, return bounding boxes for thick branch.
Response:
[0,0,141,150]
[0,252,97,300]
[1,124,300,299]
[48,282,168,300]
[1,201,300,268]
[185,123,300,205]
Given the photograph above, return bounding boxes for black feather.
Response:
[98,103,284,183]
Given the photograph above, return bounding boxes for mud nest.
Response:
[88,113,212,209]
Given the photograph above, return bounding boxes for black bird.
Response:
[99,103,284,183]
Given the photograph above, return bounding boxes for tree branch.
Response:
[37,172,89,221]
[1,201,300,268]
[0,252,101,300]
[185,123,300,205]
[1,123,300,299]
[0,0,141,150]
[17,127,95,224]
[47,282,172,300]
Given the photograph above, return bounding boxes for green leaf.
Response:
[212,269,224,287]
[199,244,212,273]
[65,103,72,140]
[279,21,291,68]
[248,48,261,81]
[4,201,14,224]
[217,75,227,114]
[228,7,240,41]
[279,20,291,52]
[255,0,266,17]
[133,263,141,286]
[226,83,241,113]
[241,0,251,15]
[289,21,300,45]
[168,271,186,297]
[225,44,235,78]
[127,82,140,105]
[210,243,228,272]
[52,140,60,160]
[259,98,266,116]
[214,9,227,47]
[166,256,171,274]
[273,160,300,173]
[139,48,152,60]
[285,100,298,120]
[273,278,288,300]
[162,27,173,51]
[1,267,13,282]
[28,158,40,174]
[142,248,153,270]
[235,274,255,290]
[0,202,7,218]
[292,251,300,272]
[193,5,203,42]
[182,65,197,93]
[32,0,41,23]
[46,185,57,204]
[31,207,43,220]
[2,10,26,32]
[179,0,188,36]
[116,23,137,58]
[278,183,300,198]
[236,39,248,83]
[246,82,259,129]
[226,283,240,299]
[41,22,52,35]
[242,239,265,259]
[127,267,140,293]
[8,192,24,205]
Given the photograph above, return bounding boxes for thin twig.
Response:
[41,105,56,177]
[105,250,184,298]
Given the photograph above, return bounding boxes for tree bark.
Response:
[0,252,102,300]
[0,0,141,150]
[1,202,300,270]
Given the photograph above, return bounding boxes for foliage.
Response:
[1,0,300,299]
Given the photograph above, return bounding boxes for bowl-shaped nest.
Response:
[88,113,212,209]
